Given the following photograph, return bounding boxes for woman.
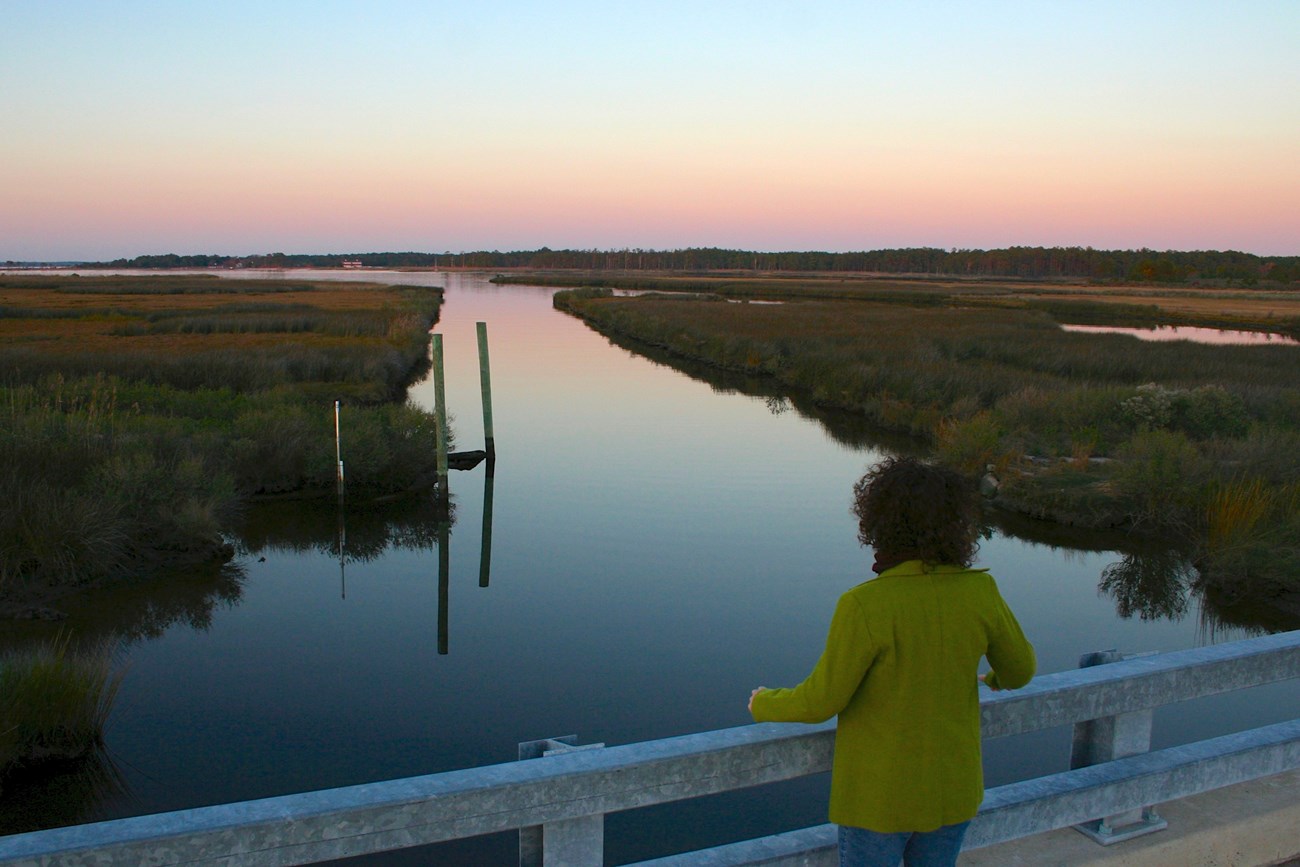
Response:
[749,456,1035,867]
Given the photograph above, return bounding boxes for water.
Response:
[1060,323,1299,346]
[3,271,1298,863]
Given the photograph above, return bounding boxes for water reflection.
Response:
[1061,323,1299,346]
[235,495,454,564]
[0,748,126,836]
[597,328,923,453]
[590,323,1300,637]
[479,458,495,589]
[1098,550,1192,622]
[438,486,451,655]
[0,565,247,652]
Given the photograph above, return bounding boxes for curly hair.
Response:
[851,456,980,567]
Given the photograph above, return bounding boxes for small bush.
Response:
[936,412,1007,475]
[1121,383,1174,431]
[1113,430,1209,530]
[1170,385,1249,439]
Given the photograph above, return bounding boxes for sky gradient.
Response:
[3,1,1297,261]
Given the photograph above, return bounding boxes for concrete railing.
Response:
[1,630,1297,867]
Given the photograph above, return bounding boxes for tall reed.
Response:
[1206,478,1275,554]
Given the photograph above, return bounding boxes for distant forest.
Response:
[59,246,1300,285]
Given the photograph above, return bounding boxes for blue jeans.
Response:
[837,821,971,867]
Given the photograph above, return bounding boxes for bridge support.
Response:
[518,735,607,867]
[1071,650,1169,844]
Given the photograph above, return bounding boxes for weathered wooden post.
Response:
[476,321,495,458]
[1071,649,1167,843]
[432,334,449,484]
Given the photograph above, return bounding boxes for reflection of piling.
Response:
[437,517,450,656]
[479,458,495,588]
[337,507,347,600]
[476,321,495,458]
[432,334,449,485]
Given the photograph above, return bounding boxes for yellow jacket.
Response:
[750,561,1035,832]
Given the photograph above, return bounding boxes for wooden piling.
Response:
[432,334,449,482]
[476,321,495,458]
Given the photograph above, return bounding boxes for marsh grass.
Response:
[5,274,313,295]
[536,271,1300,332]
[0,276,447,598]
[556,288,1300,600]
[0,633,122,778]
[1206,479,1275,554]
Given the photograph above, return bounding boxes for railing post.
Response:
[1071,649,1169,844]
[518,735,607,867]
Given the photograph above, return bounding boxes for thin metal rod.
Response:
[432,334,448,481]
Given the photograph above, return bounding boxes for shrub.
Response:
[230,406,320,494]
[1121,383,1174,431]
[935,412,1007,475]
[1113,430,1209,530]
[1170,385,1249,439]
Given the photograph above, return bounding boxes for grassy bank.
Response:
[555,287,1300,612]
[0,275,448,608]
[518,271,1300,337]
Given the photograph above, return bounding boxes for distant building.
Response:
[341,259,364,269]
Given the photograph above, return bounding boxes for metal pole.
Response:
[476,321,495,458]
[335,400,344,499]
[432,334,449,483]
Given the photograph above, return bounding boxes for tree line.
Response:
[78,246,1300,285]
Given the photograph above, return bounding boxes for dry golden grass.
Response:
[1042,291,1300,319]
[518,270,1300,326]
[0,280,406,311]
[0,277,427,356]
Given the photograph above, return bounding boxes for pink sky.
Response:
[3,2,1297,260]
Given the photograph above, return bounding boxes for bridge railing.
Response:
[1,630,1297,867]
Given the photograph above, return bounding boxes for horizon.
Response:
[6,241,1300,268]
[3,2,1297,261]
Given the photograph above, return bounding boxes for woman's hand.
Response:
[748,687,767,713]
[979,673,1001,691]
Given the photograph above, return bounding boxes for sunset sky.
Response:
[3,1,1297,261]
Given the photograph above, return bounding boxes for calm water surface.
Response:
[1061,322,1299,345]
[4,271,1298,864]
